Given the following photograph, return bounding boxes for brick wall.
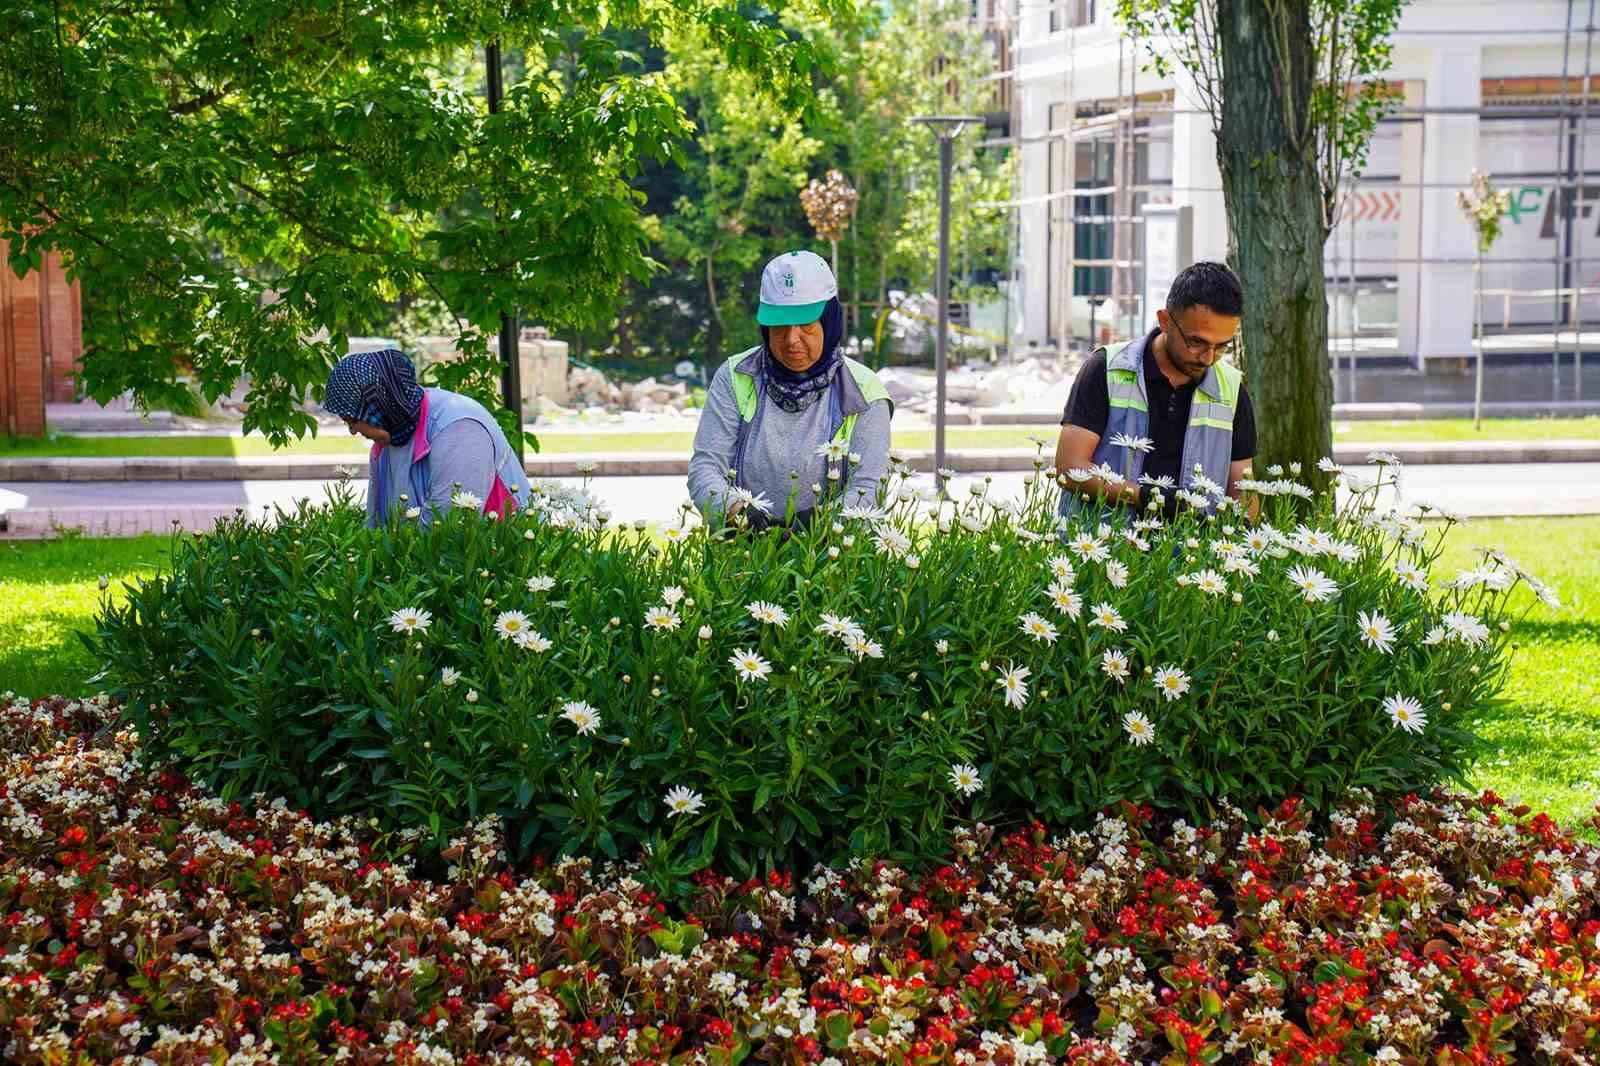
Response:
[0,241,83,437]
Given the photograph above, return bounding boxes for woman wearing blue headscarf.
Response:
[687,250,894,528]
[322,349,529,526]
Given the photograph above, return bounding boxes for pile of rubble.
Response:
[876,356,1078,415]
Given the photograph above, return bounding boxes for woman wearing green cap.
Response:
[688,250,894,528]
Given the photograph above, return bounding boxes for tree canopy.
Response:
[0,0,848,442]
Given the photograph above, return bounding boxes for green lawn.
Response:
[2,518,1596,828]
[4,416,1599,460]
[0,535,170,698]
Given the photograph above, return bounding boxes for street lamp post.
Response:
[485,41,524,462]
[911,115,981,495]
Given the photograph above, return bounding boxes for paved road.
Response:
[4,463,1600,537]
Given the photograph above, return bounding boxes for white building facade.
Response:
[1009,0,1600,364]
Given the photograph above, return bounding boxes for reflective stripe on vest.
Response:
[1064,335,1242,517]
[723,348,892,498]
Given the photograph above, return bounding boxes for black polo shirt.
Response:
[1060,330,1256,489]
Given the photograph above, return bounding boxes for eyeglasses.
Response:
[1168,314,1237,358]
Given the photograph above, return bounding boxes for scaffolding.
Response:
[971,0,1600,405]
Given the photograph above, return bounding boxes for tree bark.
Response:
[1215,0,1333,486]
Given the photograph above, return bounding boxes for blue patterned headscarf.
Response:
[323,349,425,447]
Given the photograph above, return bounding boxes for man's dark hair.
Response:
[1166,261,1244,317]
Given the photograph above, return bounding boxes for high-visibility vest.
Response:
[1061,331,1242,517]
[722,346,893,493]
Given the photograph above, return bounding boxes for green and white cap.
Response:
[756,249,837,326]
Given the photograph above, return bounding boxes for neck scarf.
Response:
[322,349,426,448]
[760,297,846,413]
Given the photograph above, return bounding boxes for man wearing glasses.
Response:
[1053,260,1256,521]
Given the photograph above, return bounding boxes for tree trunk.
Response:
[1215,0,1333,487]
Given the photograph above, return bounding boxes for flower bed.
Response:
[3,696,1596,1064]
[87,459,1547,874]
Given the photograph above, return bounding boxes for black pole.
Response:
[934,132,953,493]
[485,41,524,462]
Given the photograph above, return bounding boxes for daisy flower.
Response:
[1090,462,1126,485]
[1287,565,1339,603]
[935,638,950,655]
[996,663,1031,709]
[1443,610,1490,646]
[1047,582,1083,619]
[1356,609,1395,654]
[526,575,556,594]
[663,785,706,817]
[1100,648,1131,683]
[815,613,865,641]
[1188,569,1228,596]
[1018,612,1058,645]
[745,601,790,628]
[661,585,685,605]
[1122,710,1156,746]
[661,524,691,544]
[1104,559,1130,588]
[387,607,432,636]
[494,610,532,641]
[1223,555,1260,578]
[729,648,772,682]
[1292,525,1334,555]
[1367,450,1403,467]
[1069,532,1109,562]
[560,701,601,736]
[452,489,484,511]
[1109,432,1155,454]
[1046,554,1076,582]
[1188,472,1225,497]
[516,630,552,653]
[1089,602,1127,633]
[726,486,773,516]
[440,666,460,687]
[844,634,885,660]
[1317,456,1343,474]
[644,606,682,632]
[873,527,912,558]
[1383,694,1427,734]
[1394,560,1428,592]
[1153,665,1191,702]
[1244,529,1274,555]
[815,438,850,461]
[948,763,984,796]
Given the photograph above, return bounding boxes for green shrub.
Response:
[91,458,1539,877]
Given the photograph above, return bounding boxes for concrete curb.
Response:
[3,440,1600,482]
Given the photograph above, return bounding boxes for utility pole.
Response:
[485,41,524,461]
[911,115,981,495]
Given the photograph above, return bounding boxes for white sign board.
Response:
[1143,204,1194,325]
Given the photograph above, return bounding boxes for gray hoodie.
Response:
[687,348,892,522]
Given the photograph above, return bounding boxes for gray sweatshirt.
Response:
[367,421,495,526]
[688,352,892,521]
